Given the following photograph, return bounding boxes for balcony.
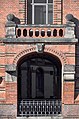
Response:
[4,16,78,44]
[18,99,61,117]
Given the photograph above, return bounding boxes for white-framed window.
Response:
[27,0,53,24]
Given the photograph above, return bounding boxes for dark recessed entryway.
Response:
[17,52,62,117]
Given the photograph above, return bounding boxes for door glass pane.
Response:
[34,0,46,3]
[34,6,46,24]
[48,0,53,3]
[48,5,53,24]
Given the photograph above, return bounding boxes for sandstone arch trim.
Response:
[13,46,68,65]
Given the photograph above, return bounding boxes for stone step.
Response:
[16,116,63,119]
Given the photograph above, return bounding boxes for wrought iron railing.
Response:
[18,99,62,117]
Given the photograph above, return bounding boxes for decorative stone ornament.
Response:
[6,14,20,24]
[65,14,74,22]
[64,14,75,38]
[36,43,45,53]
[7,14,15,21]
[5,14,16,38]
[6,14,16,26]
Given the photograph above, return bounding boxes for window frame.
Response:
[31,0,54,24]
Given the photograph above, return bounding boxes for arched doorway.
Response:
[17,52,62,117]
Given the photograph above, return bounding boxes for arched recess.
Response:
[15,46,68,116]
[17,52,62,100]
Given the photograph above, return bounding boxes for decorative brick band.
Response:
[13,46,68,65]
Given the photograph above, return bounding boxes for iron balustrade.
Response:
[18,99,62,117]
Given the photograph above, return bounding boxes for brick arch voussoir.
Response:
[13,46,68,65]
[13,46,36,65]
[44,46,68,65]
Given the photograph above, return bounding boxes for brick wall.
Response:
[53,0,62,24]
[0,0,79,37]
[63,82,75,104]
[0,0,78,118]
[6,82,17,104]
[0,0,20,38]
[63,0,79,23]
[19,0,27,24]
[0,44,75,104]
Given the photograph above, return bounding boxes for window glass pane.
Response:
[34,0,46,3]
[34,6,46,24]
[48,0,53,3]
[27,0,32,24]
[48,5,53,24]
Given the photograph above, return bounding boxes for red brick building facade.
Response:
[0,0,79,119]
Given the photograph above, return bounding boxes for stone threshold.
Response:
[16,116,63,119]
